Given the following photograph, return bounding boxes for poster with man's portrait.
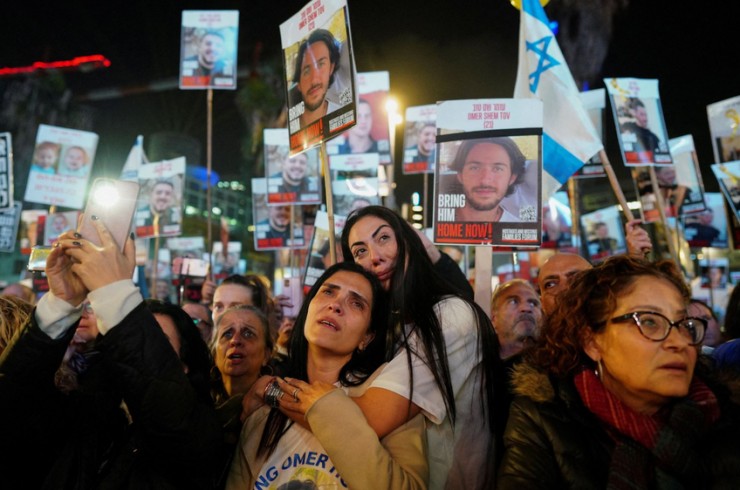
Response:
[326,71,392,165]
[581,205,626,262]
[0,133,14,208]
[666,135,706,216]
[683,192,728,249]
[281,0,356,154]
[604,78,672,166]
[541,191,573,249]
[179,10,239,90]
[402,104,437,175]
[24,124,99,209]
[433,99,542,247]
[212,241,245,278]
[328,152,380,217]
[264,128,321,205]
[134,157,185,238]
[711,160,740,222]
[573,89,606,178]
[252,178,305,250]
[698,257,729,290]
[707,95,740,164]
[303,210,346,294]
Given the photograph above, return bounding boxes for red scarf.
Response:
[574,366,720,449]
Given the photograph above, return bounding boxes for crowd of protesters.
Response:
[1,205,740,489]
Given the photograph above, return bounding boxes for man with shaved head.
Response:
[538,220,653,317]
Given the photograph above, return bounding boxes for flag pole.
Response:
[567,177,581,249]
[600,149,634,222]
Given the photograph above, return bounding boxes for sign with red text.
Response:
[605,78,672,166]
[402,104,437,175]
[433,99,543,246]
[326,71,392,165]
[328,152,380,217]
[24,124,98,209]
[281,0,356,154]
[134,157,185,238]
[252,178,305,250]
[179,10,239,90]
[265,128,321,205]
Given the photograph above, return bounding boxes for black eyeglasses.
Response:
[608,311,706,346]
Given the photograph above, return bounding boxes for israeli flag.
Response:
[514,0,603,199]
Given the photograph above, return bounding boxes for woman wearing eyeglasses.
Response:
[498,255,740,488]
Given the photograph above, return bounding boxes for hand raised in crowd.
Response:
[58,218,136,292]
[200,275,217,305]
[47,230,88,306]
[625,219,652,258]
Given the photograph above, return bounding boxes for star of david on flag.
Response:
[514,0,603,200]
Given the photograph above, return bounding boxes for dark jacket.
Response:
[497,362,740,489]
[0,303,222,489]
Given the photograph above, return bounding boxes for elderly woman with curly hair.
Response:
[498,255,740,488]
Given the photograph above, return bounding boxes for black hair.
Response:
[291,29,341,87]
[257,262,388,457]
[340,206,503,442]
[145,299,214,406]
[449,137,527,197]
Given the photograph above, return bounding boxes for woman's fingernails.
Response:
[91,215,99,221]
[72,241,81,246]
[73,232,82,239]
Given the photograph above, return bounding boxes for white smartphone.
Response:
[77,178,140,250]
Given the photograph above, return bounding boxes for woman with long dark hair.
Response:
[227,262,427,489]
[340,205,503,489]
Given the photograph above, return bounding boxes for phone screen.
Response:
[78,179,140,250]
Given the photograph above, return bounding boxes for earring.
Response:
[595,359,604,381]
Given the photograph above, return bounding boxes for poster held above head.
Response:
[303,210,346,294]
[581,205,626,262]
[605,78,673,166]
[179,10,239,90]
[402,104,437,175]
[0,133,14,208]
[326,71,392,164]
[328,152,380,217]
[0,201,22,253]
[252,178,305,250]
[281,0,356,155]
[134,157,186,238]
[707,95,740,164]
[711,160,740,222]
[264,128,321,205]
[433,98,543,247]
[573,89,606,179]
[666,135,706,217]
[683,192,728,249]
[541,191,573,249]
[24,124,99,209]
